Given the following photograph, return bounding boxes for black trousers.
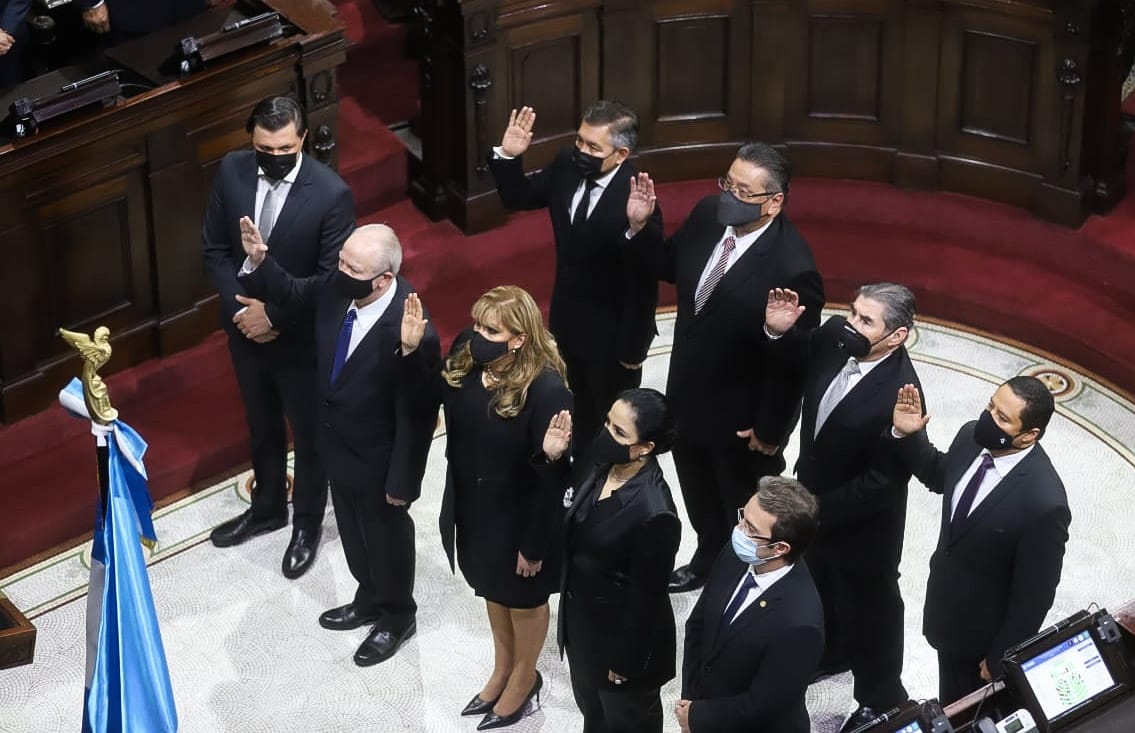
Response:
[329,478,416,631]
[937,651,986,706]
[228,335,327,531]
[569,667,663,733]
[808,553,908,709]
[672,437,784,576]
[561,348,642,472]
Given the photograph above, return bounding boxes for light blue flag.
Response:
[61,379,178,733]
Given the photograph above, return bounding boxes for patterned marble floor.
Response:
[3,311,1135,733]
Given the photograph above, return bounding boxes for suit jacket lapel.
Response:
[951,453,1034,544]
[695,217,780,319]
[240,154,259,222]
[266,157,313,245]
[709,564,798,660]
[816,349,900,440]
[329,280,406,391]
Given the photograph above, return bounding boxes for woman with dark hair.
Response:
[558,387,682,733]
[404,285,572,730]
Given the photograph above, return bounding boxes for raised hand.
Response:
[893,384,930,436]
[765,288,806,336]
[401,292,429,354]
[542,409,572,462]
[626,172,657,234]
[239,216,267,265]
[500,106,536,157]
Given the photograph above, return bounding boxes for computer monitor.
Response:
[1003,610,1130,732]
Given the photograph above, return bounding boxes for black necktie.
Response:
[572,178,598,228]
[951,454,995,538]
[717,572,758,638]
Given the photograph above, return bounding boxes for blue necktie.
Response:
[951,453,995,538]
[718,572,758,637]
[329,309,357,384]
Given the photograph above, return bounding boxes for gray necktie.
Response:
[258,181,282,242]
[815,358,859,437]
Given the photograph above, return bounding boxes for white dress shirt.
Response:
[567,161,622,220]
[950,444,1035,520]
[254,152,302,233]
[816,348,895,417]
[695,220,774,296]
[724,561,794,623]
[343,283,399,361]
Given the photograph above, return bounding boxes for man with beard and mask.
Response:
[677,476,824,733]
[488,101,661,473]
[891,376,1070,704]
[238,223,440,666]
[202,95,354,578]
[625,142,824,594]
[763,283,922,732]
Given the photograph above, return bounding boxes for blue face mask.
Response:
[730,526,781,566]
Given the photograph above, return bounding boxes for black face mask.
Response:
[256,149,298,181]
[591,427,635,466]
[973,409,1021,451]
[571,148,608,179]
[334,270,375,301]
[716,192,766,227]
[469,331,510,365]
[829,316,895,359]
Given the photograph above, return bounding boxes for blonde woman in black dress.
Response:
[404,285,572,730]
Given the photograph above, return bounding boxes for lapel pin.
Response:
[759,600,767,608]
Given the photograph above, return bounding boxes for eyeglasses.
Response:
[717,177,781,203]
[736,508,775,542]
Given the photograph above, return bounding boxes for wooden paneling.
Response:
[415,0,1125,233]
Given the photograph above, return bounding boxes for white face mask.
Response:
[730,526,781,566]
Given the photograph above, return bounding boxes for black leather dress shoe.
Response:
[281,526,321,579]
[668,565,707,593]
[209,510,287,548]
[319,603,382,631]
[839,706,879,733]
[354,621,416,667]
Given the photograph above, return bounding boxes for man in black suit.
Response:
[764,283,922,731]
[626,143,825,593]
[77,0,205,44]
[891,376,1070,703]
[240,223,440,666]
[488,101,661,471]
[677,475,824,733]
[202,96,355,578]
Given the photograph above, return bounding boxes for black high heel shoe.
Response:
[476,671,543,730]
[460,692,499,717]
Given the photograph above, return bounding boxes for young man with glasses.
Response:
[677,476,824,733]
[625,143,825,594]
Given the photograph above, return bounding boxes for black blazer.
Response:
[488,148,660,364]
[631,198,825,446]
[682,555,824,733]
[892,423,1070,675]
[770,320,922,568]
[201,150,355,355]
[559,458,681,689]
[243,262,441,501]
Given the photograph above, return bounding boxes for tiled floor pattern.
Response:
[3,311,1134,732]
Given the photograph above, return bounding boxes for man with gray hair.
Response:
[763,282,923,732]
[240,223,441,667]
[489,100,661,472]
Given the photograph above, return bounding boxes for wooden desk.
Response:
[0,0,347,423]
[411,0,1128,233]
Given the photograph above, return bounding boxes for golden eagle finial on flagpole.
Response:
[59,326,118,425]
